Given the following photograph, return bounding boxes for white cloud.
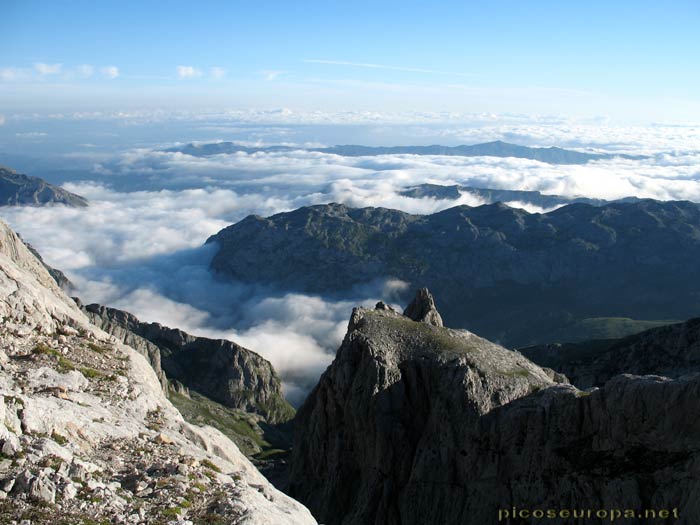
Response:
[177,65,202,79]
[3,120,700,403]
[0,67,32,82]
[261,70,282,81]
[34,62,63,75]
[100,66,119,79]
[210,67,225,79]
[303,58,471,77]
[0,114,5,126]
[15,132,47,139]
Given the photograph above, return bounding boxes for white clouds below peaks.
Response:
[2,132,699,404]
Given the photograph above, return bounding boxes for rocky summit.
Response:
[206,200,700,346]
[288,290,700,525]
[0,219,315,524]
[0,166,88,207]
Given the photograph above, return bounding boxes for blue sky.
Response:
[1,0,699,121]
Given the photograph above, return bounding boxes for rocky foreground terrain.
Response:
[289,289,700,524]
[0,219,315,524]
[0,166,88,207]
[207,199,700,346]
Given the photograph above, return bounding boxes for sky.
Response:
[1,0,700,121]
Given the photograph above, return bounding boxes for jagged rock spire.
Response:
[403,288,443,327]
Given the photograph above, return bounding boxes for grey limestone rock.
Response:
[289,293,700,525]
[82,303,294,424]
[403,287,443,327]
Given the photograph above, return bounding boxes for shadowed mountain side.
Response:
[521,317,700,389]
[82,303,294,425]
[0,165,88,207]
[206,200,700,347]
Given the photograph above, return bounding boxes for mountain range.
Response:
[399,182,648,208]
[3,211,700,523]
[206,199,700,347]
[0,166,88,207]
[167,140,646,165]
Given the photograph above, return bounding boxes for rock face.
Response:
[521,317,700,389]
[289,292,700,525]
[0,219,315,524]
[83,303,294,424]
[403,287,443,326]
[24,241,73,291]
[207,200,700,346]
[288,294,553,523]
[0,166,88,207]
[167,140,645,165]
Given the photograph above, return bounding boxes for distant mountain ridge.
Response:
[206,199,700,347]
[399,183,648,208]
[0,165,88,207]
[521,317,700,389]
[167,140,646,165]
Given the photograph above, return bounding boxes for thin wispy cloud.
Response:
[210,66,226,79]
[177,65,202,79]
[0,68,32,82]
[261,70,283,81]
[101,66,119,79]
[303,58,471,77]
[34,62,63,75]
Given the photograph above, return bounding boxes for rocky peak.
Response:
[289,290,700,524]
[403,287,443,327]
[288,295,552,523]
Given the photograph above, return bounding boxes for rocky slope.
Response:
[207,200,700,347]
[521,317,700,388]
[0,166,88,207]
[82,303,294,425]
[289,290,700,524]
[168,140,644,165]
[0,219,315,524]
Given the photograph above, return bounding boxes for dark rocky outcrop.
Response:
[403,287,443,326]
[288,292,700,524]
[82,303,294,424]
[288,293,553,523]
[0,166,88,207]
[207,200,700,347]
[521,317,700,389]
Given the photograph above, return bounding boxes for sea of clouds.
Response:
[2,115,699,404]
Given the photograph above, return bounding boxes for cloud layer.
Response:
[2,121,699,404]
